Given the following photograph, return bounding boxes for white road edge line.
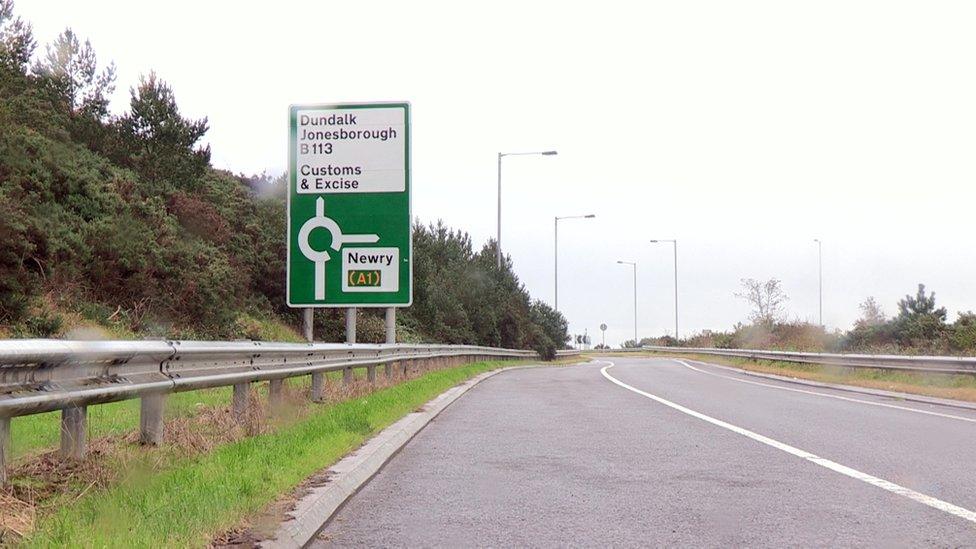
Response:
[599,360,976,525]
[672,358,976,425]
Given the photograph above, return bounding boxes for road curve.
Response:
[312,357,976,547]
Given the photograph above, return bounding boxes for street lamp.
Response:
[617,260,637,346]
[650,239,678,339]
[496,150,558,268]
[554,214,595,312]
[814,239,822,326]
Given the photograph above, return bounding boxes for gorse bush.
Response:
[0,2,569,351]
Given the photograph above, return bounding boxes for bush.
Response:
[950,313,976,352]
[533,337,557,361]
[11,303,63,337]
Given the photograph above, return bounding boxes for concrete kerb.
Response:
[262,362,553,548]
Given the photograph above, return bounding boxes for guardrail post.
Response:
[367,365,377,384]
[303,308,314,342]
[139,393,166,446]
[60,406,87,460]
[343,367,353,385]
[0,416,9,483]
[402,359,410,377]
[385,361,394,378]
[269,379,284,412]
[233,383,250,417]
[346,307,357,343]
[311,372,326,402]
[385,307,396,343]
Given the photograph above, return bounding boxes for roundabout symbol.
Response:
[298,197,379,300]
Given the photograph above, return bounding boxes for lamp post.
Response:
[554,214,595,312]
[650,239,678,339]
[617,260,637,345]
[496,150,558,269]
[814,238,822,326]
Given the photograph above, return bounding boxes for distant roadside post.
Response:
[616,260,638,345]
[600,323,607,347]
[650,239,678,339]
[814,238,823,327]
[287,102,412,343]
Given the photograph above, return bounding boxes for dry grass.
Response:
[0,492,34,543]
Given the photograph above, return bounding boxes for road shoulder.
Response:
[672,356,976,412]
[261,363,549,548]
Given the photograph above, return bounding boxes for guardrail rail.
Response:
[590,345,976,375]
[0,339,576,482]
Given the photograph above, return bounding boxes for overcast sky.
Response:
[20,1,976,346]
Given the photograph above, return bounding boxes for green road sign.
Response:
[287,102,411,307]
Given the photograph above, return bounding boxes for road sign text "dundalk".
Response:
[287,102,411,307]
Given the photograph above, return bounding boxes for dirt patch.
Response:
[210,525,262,548]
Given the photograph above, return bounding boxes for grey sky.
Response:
[21,1,976,346]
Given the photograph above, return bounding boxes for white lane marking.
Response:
[668,358,976,425]
[599,361,976,525]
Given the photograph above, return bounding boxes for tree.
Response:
[897,284,946,320]
[33,28,116,118]
[856,296,886,328]
[0,0,34,72]
[116,72,210,191]
[735,278,788,327]
[892,284,947,345]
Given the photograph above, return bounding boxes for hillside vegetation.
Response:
[633,281,976,355]
[0,2,568,355]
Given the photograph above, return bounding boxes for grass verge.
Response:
[627,351,976,403]
[10,360,530,547]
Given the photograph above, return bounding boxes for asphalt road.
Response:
[313,357,976,547]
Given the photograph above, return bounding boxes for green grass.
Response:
[21,360,516,547]
[7,371,360,460]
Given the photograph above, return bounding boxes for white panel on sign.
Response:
[296,107,406,194]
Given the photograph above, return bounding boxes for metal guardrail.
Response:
[0,339,572,481]
[590,346,976,375]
